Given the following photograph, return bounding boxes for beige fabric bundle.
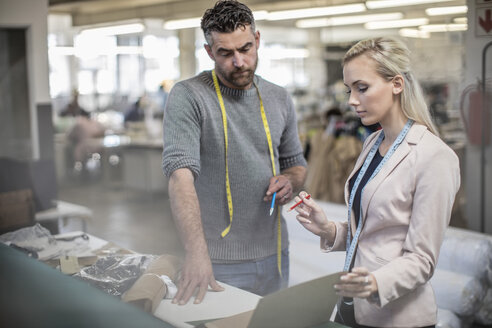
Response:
[122,254,182,314]
[305,133,361,203]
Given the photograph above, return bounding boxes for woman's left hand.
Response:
[334,267,378,299]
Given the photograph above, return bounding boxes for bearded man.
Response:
[162,0,307,305]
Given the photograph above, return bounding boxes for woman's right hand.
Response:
[293,191,333,238]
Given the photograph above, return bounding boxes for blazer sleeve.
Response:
[372,138,460,307]
[320,221,347,252]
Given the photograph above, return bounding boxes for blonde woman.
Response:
[293,37,460,327]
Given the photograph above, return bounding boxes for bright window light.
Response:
[419,23,468,32]
[48,33,57,47]
[267,4,366,21]
[366,0,453,9]
[78,70,94,95]
[425,5,468,16]
[80,23,144,36]
[196,48,214,73]
[114,46,142,55]
[49,46,75,56]
[142,35,160,58]
[365,18,429,29]
[399,28,430,38]
[74,33,116,59]
[296,12,403,28]
[96,69,115,94]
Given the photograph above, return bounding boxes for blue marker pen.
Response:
[269,191,277,216]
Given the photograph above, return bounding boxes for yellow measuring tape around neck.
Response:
[211,70,283,276]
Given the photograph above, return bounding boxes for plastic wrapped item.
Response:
[475,288,492,325]
[438,229,492,283]
[122,254,182,314]
[431,269,486,316]
[436,308,462,328]
[74,254,157,297]
[0,223,90,260]
[0,223,54,246]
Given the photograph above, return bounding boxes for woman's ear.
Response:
[392,75,404,95]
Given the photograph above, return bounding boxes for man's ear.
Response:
[392,75,404,95]
[204,43,214,61]
[255,30,260,49]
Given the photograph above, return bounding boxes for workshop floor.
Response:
[57,178,184,257]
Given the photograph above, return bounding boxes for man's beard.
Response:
[216,57,258,89]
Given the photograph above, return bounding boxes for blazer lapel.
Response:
[359,124,427,225]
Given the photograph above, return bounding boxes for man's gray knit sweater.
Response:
[162,70,306,262]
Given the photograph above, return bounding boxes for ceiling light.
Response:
[296,12,403,28]
[267,4,366,21]
[454,17,467,24]
[426,5,468,16]
[164,17,201,30]
[80,23,144,36]
[399,28,430,38]
[365,18,429,29]
[261,48,310,59]
[366,0,453,9]
[253,10,269,21]
[163,11,268,30]
[419,23,468,32]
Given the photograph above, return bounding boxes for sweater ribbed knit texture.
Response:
[162,71,306,262]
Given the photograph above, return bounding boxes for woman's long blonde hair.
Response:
[342,37,438,135]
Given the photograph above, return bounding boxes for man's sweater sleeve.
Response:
[162,82,202,178]
[279,94,307,170]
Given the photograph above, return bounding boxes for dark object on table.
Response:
[0,243,172,328]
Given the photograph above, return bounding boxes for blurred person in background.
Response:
[59,89,89,118]
[124,96,148,124]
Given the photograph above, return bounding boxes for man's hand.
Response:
[173,250,224,305]
[168,168,224,305]
[264,174,293,205]
[264,165,307,205]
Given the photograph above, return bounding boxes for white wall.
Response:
[408,34,464,111]
[0,0,50,159]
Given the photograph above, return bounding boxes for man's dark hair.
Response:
[201,0,256,45]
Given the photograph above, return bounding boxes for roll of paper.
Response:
[436,308,462,328]
[431,269,486,316]
[122,254,182,314]
[122,273,167,313]
[475,288,492,325]
[438,229,492,283]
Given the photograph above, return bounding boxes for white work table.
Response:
[6,199,349,328]
[50,231,261,328]
[155,284,260,328]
